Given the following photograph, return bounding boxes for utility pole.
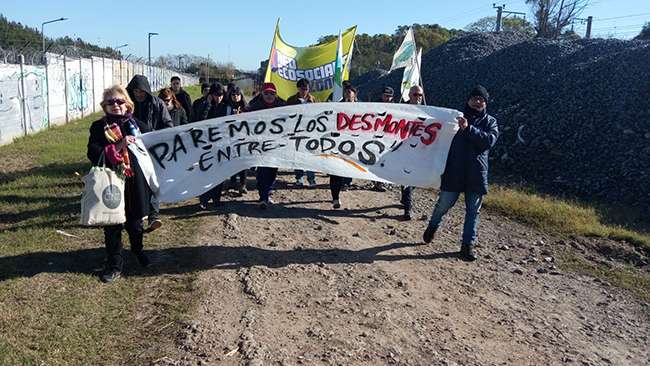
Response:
[493,4,505,32]
[586,16,593,39]
[147,32,158,65]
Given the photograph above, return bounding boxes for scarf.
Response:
[103,112,137,177]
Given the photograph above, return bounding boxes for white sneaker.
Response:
[332,199,341,209]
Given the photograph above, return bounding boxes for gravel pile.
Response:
[352,32,650,217]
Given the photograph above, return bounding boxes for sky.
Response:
[2,0,649,70]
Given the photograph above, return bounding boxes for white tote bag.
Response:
[80,155,126,226]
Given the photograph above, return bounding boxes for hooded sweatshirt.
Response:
[126,75,173,131]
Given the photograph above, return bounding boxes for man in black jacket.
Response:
[191,83,211,122]
[171,76,193,121]
[126,75,173,233]
[126,75,173,131]
[422,85,499,262]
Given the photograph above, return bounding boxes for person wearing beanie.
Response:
[246,82,286,208]
[422,84,499,262]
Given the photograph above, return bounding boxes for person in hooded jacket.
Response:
[246,82,286,208]
[126,75,172,233]
[87,85,152,283]
[158,88,188,126]
[422,85,499,262]
[126,75,173,131]
[191,83,211,121]
[194,83,228,209]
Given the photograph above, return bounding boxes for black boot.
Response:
[133,251,151,268]
[423,226,437,243]
[460,243,477,262]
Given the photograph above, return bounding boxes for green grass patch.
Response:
[484,185,650,253]
[0,86,205,365]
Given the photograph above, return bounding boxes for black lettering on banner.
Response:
[289,136,309,150]
[229,121,250,137]
[217,146,231,162]
[248,141,262,155]
[339,140,355,156]
[169,134,187,162]
[262,140,280,152]
[306,119,318,132]
[199,151,213,171]
[253,121,266,135]
[320,137,336,153]
[316,115,328,132]
[306,139,319,151]
[234,142,248,157]
[293,114,305,133]
[149,142,169,169]
[358,140,386,165]
[208,127,222,142]
[190,129,205,148]
[269,118,285,134]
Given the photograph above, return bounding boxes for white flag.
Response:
[401,48,423,102]
[332,30,344,102]
[390,27,416,71]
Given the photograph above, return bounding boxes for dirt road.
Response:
[152,173,648,366]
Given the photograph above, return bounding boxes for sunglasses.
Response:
[105,98,126,106]
[163,98,172,102]
[412,93,423,97]
[263,92,276,96]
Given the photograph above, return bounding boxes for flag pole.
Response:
[415,48,426,105]
[263,18,280,84]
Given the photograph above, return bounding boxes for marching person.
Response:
[287,78,318,187]
[126,75,172,233]
[372,86,395,192]
[158,88,188,126]
[225,86,248,195]
[329,85,357,208]
[195,83,228,209]
[422,85,499,262]
[87,85,152,283]
[170,76,193,121]
[191,83,211,122]
[400,85,425,221]
[246,82,286,208]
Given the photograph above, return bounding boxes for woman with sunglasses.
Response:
[225,86,248,195]
[87,85,152,283]
[158,88,188,126]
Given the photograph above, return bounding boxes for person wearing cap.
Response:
[246,82,286,208]
[191,83,211,122]
[287,78,318,186]
[399,85,425,220]
[372,86,396,192]
[194,83,228,209]
[422,85,499,262]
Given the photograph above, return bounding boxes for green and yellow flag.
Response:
[264,21,357,101]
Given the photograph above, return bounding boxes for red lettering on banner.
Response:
[421,122,442,145]
[337,112,443,145]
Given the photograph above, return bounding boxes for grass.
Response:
[0,86,205,365]
[484,185,650,253]
[484,184,650,303]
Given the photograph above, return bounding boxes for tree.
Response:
[635,22,650,40]
[525,0,590,38]
[466,16,535,35]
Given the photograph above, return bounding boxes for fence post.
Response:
[44,53,51,128]
[91,57,96,113]
[18,54,28,136]
[79,58,84,119]
[63,54,69,124]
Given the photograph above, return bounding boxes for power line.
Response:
[595,12,650,21]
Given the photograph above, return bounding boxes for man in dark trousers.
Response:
[170,76,193,121]
[287,78,317,186]
[400,85,424,220]
[126,74,173,233]
[246,82,286,208]
[423,85,499,262]
[372,86,395,192]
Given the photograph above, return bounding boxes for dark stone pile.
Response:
[352,32,650,217]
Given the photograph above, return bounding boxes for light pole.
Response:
[147,32,158,65]
[42,17,68,54]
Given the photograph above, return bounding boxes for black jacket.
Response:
[440,106,499,195]
[194,98,228,121]
[191,96,208,122]
[224,98,247,115]
[87,117,152,221]
[175,88,193,121]
[126,75,173,131]
[169,107,188,126]
[246,95,286,112]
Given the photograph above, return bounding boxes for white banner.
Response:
[130,103,462,203]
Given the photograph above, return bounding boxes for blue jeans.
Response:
[295,170,315,181]
[427,191,483,245]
